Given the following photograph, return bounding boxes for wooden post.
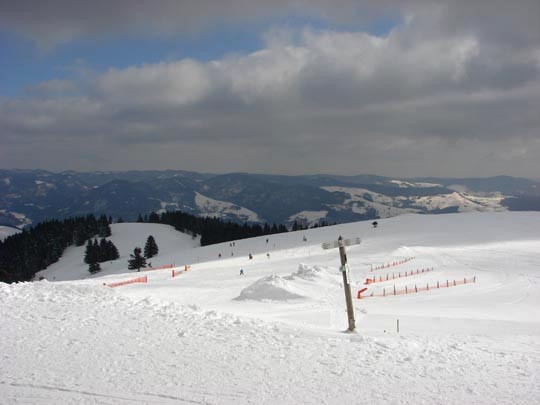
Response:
[338,236,355,332]
[397,319,400,334]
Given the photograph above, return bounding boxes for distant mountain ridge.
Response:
[2,169,540,228]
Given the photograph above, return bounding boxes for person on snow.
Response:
[240,269,244,276]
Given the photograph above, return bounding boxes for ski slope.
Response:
[1,212,540,404]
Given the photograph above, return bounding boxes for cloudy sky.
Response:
[1,1,539,178]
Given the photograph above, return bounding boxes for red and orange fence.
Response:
[370,257,415,272]
[364,268,434,285]
[172,269,183,278]
[358,276,476,299]
[106,275,147,288]
[172,265,191,278]
[147,264,173,271]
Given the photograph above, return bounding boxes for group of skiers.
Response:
[218,234,309,276]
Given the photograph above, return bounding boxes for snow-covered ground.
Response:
[2,212,540,404]
[195,192,262,223]
[0,225,20,241]
[321,186,507,218]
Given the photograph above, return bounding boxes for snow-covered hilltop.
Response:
[0,225,20,241]
[2,212,540,404]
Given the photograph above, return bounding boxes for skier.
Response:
[240,269,244,276]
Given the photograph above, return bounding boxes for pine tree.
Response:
[99,238,108,262]
[136,214,144,223]
[148,212,160,223]
[98,215,111,237]
[107,240,120,260]
[83,238,100,265]
[143,235,159,258]
[128,247,146,272]
[88,261,101,274]
[84,239,94,264]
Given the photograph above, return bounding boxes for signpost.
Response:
[322,236,360,332]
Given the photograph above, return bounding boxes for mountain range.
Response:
[2,169,540,229]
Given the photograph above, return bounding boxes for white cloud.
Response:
[1,5,540,176]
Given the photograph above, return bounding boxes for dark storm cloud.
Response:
[3,1,540,47]
[1,1,540,176]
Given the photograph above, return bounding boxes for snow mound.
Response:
[235,264,338,301]
[287,263,332,281]
[235,274,305,301]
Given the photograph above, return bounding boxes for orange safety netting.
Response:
[364,268,434,285]
[358,277,476,299]
[147,264,173,271]
[106,275,148,288]
[172,265,191,278]
[370,257,415,272]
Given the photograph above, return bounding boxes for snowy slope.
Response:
[37,223,200,281]
[0,225,20,241]
[322,186,507,218]
[2,212,540,404]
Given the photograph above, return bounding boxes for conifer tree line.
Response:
[0,214,112,283]
[153,211,289,246]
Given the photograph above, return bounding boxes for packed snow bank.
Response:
[1,279,539,404]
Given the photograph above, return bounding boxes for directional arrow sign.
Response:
[321,237,361,250]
